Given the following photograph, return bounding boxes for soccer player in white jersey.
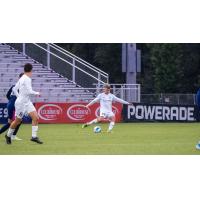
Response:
[82,84,132,132]
[5,63,43,144]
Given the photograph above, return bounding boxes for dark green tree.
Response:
[57,43,200,94]
[93,43,123,83]
[148,43,184,93]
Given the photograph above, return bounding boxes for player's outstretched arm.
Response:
[113,95,132,105]
[86,94,101,108]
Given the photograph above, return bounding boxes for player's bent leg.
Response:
[82,118,97,128]
[0,121,11,135]
[5,118,22,144]
[10,118,22,129]
[28,111,43,144]
[29,111,39,126]
[97,116,104,122]
[0,124,10,134]
[6,101,25,144]
[82,117,99,128]
[107,115,115,133]
[82,117,104,128]
[0,119,13,135]
[12,122,23,141]
[7,118,22,140]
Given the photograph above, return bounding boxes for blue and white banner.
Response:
[0,103,32,124]
[0,103,8,124]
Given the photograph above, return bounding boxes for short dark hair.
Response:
[19,73,24,78]
[24,63,33,72]
[103,84,111,89]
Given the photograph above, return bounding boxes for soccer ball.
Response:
[93,126,101,133]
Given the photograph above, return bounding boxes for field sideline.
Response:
[0,123,200,155]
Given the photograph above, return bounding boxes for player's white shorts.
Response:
[15,100,36,119]
[100,111,115,119]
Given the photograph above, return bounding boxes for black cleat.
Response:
[30,137,43,144]
[5,135,11,144]
[82,124,88,128]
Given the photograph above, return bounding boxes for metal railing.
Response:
[7,43,109,88]
[93,84,141,102]
[31,84,141,103]
[50,44,108,78]
[141,93,196,105]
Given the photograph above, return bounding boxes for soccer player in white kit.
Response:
[82,84,132,132]
[5,63,43,144]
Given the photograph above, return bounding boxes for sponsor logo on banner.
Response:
[0,104,8,123]
[95,106,119,117]
[0,107,8,119]
[38,104,63,121]
[35,102,122,123]
[123,103,200,122]
[67,104,91,121]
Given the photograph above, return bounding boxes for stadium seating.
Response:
[0,43,94,103]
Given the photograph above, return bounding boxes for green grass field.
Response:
[0,123,200,155]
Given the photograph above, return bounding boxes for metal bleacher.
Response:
[0,43,96,103]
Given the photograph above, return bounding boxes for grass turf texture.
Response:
[0,123,200,155]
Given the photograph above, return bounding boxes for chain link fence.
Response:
[141,94,196,105]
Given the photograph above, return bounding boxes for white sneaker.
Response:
[11,135,22,141]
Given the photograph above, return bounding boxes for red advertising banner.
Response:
[35,102,123,123]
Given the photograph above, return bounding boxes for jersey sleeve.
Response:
[112,95,130,104]
[86,94,101,107]
[6,86,14,100]
[12,81,20,98]
[25,78,39,96]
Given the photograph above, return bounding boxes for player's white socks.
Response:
[108,122,115,131]
[7,128,15,137]
[87,119,98,125]
[32,126,38,138]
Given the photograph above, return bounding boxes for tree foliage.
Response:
[57,43,200,93]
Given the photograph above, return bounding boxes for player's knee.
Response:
[97,117,101,122]
[33,116,39,123]
[111,116,115,122]
[30,112,39,123]
[97,117,103,122]
[11,118,21,128]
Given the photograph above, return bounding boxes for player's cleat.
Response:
[11,135,22,141]
[82,124,88,128]
[107,129,113,133]
[5,135,11,144]
[196,142,200,150]
[30,137,43,144]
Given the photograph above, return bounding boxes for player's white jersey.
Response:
[12,74,39,104]
[87,92,129,114]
